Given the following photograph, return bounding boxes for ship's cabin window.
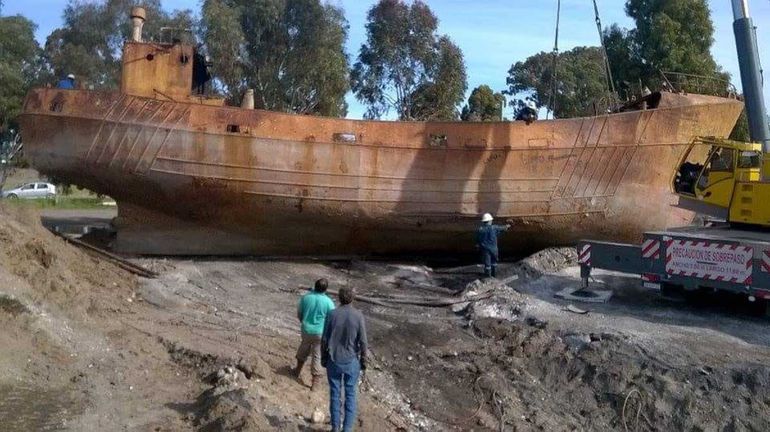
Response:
[226,124,240,133]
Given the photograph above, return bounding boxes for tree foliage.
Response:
[201,0,349,117]
[605,0,728,98]
[351,0,467,120]
[461,85,505,122]
[0,13,43,132]
[505,47,609,119]
[408,36,467,121]
[506,0,729,119]
[44,0,195,89]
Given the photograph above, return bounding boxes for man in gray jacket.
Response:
[321,287,367,432]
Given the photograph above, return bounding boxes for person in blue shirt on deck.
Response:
[56,74,76,89]
[476,213,511,278]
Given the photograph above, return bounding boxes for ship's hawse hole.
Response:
[146,54,155,61]
[332,133,356,143]
[430,134,448,147]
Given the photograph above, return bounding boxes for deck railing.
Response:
[660,71,738,98]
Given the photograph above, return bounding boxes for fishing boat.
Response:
[18,8,744,255]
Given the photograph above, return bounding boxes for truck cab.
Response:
[673,137,769,225]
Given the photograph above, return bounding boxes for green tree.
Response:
[201,0,349,117]
[351,0,467,120]
[461,85,505,121]
[0,13,43,132]
[44,0,195,89]
[606,0,728,96]
[505,47,610,119]
[408,36,467,121]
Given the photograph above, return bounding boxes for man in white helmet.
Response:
[56,73,76,89]
[476,213,511,278]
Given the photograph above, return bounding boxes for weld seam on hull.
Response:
[149,167,558,194]
[146,106,191,173]
[121,100,165,171]
[241,190,554,204]
[574,117,609,197]
[95,97,138,165]
[611,110,656,196]
[152,157,561,182]
[158,129,698,151]
[398,209,608,218]
[85,95,125,161]
[134,104,177,173]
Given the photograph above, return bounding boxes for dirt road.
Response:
[1,206,769,431]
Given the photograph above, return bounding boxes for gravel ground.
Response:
[0,206,769,431]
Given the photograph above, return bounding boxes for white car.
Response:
[2,182,57,199]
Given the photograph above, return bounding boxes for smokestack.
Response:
[130,7,146,42]
[241,89,255,109]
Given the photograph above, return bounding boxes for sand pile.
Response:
[0,204,134,309]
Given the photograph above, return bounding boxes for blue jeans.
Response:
[481,249,498,277]
[327,358,360,431]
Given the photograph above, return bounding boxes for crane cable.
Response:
[592,0,617,99]
[546,0,561,120]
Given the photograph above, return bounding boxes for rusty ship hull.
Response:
[19,88,743,256]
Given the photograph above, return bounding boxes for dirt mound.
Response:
[191,367,262,432]
[385,316,770,431]
[460,278,527,321]
[0,204,134,309]
[504,247,577,280]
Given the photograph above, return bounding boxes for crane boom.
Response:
[731,0,770,152]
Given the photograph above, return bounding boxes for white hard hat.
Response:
[67,74,75,79]
[482,213,494,222]
[526,100,537,110]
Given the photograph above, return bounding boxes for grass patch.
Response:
[0,295,28,316]
[2,197,112,210]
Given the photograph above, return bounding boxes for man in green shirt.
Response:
[293,278,336,390]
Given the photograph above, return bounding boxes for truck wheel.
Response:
[748,298,769,317]
[660,283,684,301]
[682,288,703,305]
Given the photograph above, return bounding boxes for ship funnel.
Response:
[130,7,146,42]
[241,89,255,109]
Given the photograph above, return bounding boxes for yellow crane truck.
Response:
[576,0,770,311]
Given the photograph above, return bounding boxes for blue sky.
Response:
[5,0,769,119]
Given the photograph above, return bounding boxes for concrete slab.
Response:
[554,287,613,303]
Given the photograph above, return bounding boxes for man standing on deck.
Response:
[56,74,76,89]
[322,287,368,432]
[476,213,511,278]
[293,278,335,391]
